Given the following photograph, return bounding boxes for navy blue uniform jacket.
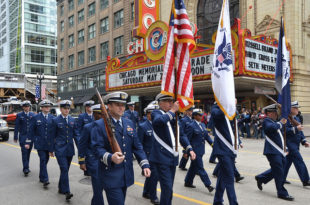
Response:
[91,117,150,189]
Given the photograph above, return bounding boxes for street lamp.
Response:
[37,72,45,102]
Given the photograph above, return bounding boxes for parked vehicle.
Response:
[0,117,9,141]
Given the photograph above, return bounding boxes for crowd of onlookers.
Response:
[199,107,304,139]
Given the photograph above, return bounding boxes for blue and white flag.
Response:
[211,0,236,121]
[35,84,40,100]
[275,17,291,119]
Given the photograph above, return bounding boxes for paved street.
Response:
[0,131,309,205]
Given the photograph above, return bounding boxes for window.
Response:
[88,24,96,40]
[69,15,74,27]
[114,0,120,3]
[60,38,64,51]
[78,29,84,44]
[101,41,109,60]
[131,3,134,21]
[78,51,84,66]
[78,0,84,5]
[100,0,109,10]
[60,5,64,16]
[68,0,74,11]
[100,17,109,34]
[78,9,84,23]
[60,21,64,32]
[30,50,44,63]
[114,10,123,28]
[114,36,123,56]
[60,58,64,71]
[68,55,74,69]
[68,34,74,48]
[88,2,95,17]
[88,46,96,63]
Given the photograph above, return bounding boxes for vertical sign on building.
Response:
[133,0,159,38]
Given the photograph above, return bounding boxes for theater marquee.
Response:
[106,20,292,92]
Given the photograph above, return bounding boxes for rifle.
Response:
[95,88,122,154]
[264,94,300,126]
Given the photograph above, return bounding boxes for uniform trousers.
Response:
[105,187,127,205]
[154,163,176,205]
[56,156,73,193]
[185,155,211,187]
[143,161,158,200]
[213,155,238,205]
[256,154,288,197]
[37,150,49,182]
[20,143,33,172]
[284,150,309,183]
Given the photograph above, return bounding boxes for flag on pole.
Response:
[275,17,291,119]
[161,0,196,112]
[41,84,46,100]
[35,84,40,100]
[211,0,236,120]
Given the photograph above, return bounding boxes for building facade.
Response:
[0,0,10,72]
[57,0,310,118]
[56,0,135,108]
[182,0,310,117]
[0,0,58,102]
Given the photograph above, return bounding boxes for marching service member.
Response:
[255,104,294,201]
[79,104,104,205]
[14,100,35,176]
[49,100,79,201]
[283,101,310,187]
[178,106,194,171]
[138,103,160,204]
[26,100,54,187]
[91,92,151,205]
[149,93,196,205]
[77,100,95,176]
[184,108,215,193]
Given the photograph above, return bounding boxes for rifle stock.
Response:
[95,88,122,154]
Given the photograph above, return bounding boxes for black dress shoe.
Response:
[207,185,214,192]
[150,198,160,205]
[303,181,310,186]
[209,161,217,164]
[43,182,50,187]
[24,170,30,177]
[179,167,188,171]
[284,180,291,184]
[142,193,150,199]
[255,176,263,191]
[235,176,244,183]
[184,183,196,188]
[278,195,294,201]
[65,192,73,201]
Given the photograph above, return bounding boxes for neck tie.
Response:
[199,122,203,131]
[65,117,68,124]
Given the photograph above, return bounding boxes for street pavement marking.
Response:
[134,182,212,205]
[239,149,310,160]
[0,142,212,205]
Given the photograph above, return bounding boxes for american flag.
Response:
[161,0,196,112]
[41,84,46,99]
[35,84,40,100]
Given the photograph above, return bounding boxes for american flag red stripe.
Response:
[161,0,196,112]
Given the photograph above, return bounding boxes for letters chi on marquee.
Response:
[106,19,293,91]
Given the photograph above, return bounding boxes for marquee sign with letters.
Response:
[106,19,292,91]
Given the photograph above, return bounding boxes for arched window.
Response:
[197,0,239,45]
